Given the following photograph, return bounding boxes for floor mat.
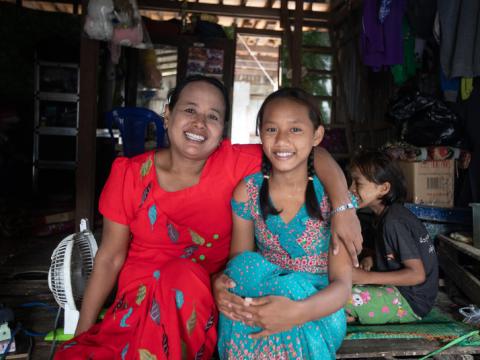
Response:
[346,308,480,346]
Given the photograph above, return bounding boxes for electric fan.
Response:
[48,219,98,334]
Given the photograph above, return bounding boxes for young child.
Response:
[217,88,353,359]
[346,150,438,325]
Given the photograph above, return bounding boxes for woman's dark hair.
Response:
[257,87,324,220]
[166,75,230,122]
[350,150,407,205]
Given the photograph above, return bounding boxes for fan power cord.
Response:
[47,307,62,360]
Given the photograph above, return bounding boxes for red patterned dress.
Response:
[55,140,261,360]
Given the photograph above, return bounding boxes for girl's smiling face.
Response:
[260,98,324,176]
[349,166,390,214]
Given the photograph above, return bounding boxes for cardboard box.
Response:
[399,160,455,207]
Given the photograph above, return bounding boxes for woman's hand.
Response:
[212,273,250,321]
[330,209,362,267]
[360,256,374,271]
[243,296,302,338]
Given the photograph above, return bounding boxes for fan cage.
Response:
[48,230,97,310]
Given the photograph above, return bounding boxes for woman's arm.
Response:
[213,180,255,321]
[353,258,426,286]
[313,146,363,266]
[246,242,353,338]
[75,218,130,335]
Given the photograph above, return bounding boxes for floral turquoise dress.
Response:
[218,172,347,360]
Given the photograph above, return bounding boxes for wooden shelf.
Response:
[437,234,480,305]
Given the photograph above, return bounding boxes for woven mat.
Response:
[346,308,480,346]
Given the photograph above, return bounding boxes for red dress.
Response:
[55,140,261,360]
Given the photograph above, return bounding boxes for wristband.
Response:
[331,203,355,216]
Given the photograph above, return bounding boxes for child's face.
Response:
[260,98,323,175]
[349,166,389,214]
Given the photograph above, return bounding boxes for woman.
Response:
[55,75,361,360]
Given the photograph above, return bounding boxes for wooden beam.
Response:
[73,0,79,14]
[291,0,303,87]
[330,0,361,28]
[438,246,480,305]
[23,0,331,27]
[125,48,139,107]
[280,0,291,82]
[236,27,283,37]
[306,68,334,75]
[338,339,480,358]
[438,234,480,262]
[330,29,353,150]
[138,0,329,24]
[75,35,99,227]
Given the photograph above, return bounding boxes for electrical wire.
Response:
[47,307,62,360]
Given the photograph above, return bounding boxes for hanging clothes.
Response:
[405,0,437,40]
[438,0,480,78]
[439,69,460,103]
[391,19,417,85]
[360,0,407,70]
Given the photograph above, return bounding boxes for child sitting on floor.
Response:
[346,150,438,325]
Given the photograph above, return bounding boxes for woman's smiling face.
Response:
[164,80,226,161]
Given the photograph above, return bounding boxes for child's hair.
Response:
[256,87,324,220]
[167,75,230,122]
[350,150,407,205]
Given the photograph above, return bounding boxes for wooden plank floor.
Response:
[1,233,480,359]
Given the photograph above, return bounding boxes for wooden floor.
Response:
[1,232,480,359]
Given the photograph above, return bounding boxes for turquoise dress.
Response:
[218,172,347,360]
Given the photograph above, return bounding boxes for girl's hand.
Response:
[360,256,374,271]
[244,296,302,338]
[330,209,362,267]
[212,273,249,321]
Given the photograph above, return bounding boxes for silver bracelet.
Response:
[331,203,355,216]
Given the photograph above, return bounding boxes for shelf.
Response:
[37,60,78,69]
[36,160,76,170]
[36,92,79,102]
[34,127,120,138]
[36,127,77,136]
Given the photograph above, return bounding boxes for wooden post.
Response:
[125,47,139,107]
[330,29,354,157]
[75,23,99,228]
[291,0,303,87]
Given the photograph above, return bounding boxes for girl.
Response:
[346,150,438,325]
[54,76,361,360]
[217,88,353,359]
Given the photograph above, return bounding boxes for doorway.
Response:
[230,32,281,144]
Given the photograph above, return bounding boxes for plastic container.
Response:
[405,203,472,240]
[470,203,480,249]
